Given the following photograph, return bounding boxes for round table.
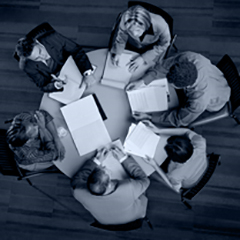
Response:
[40,48,179,177]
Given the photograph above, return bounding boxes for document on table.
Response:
[101,140,128,180]
[124,122,160,159]
[49,55,86,105]
[61,95,111,156]
[127,78,169,113]
[101,51,135,89]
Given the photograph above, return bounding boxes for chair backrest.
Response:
[14,22,55,62]
[181,153,221,201]
[216,55,240,113]
[91,217,145,231]
[128,1,174,38]
[0,129,20,176]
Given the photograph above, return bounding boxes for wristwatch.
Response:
[83,69,93,77]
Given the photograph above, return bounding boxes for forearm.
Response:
[71,159,97,189]
[122,156,147,180]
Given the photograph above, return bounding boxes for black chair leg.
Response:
[231,114,240,124]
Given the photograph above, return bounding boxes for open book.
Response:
[61,95,111,156]
[127,78,170,113]
[101,140,128,180]
[49,56,86,104]
[101,52,135,89]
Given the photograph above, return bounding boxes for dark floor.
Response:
[0,0,240,239]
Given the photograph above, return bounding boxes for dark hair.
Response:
[166,60,198,88]
[164,135,193,163]
[15,37,36,58]
[87,167,110,196]
[6,120,30,148]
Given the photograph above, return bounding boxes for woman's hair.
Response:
[87,167,110,196]
[166,60,198,88]
[15,37,36,69]
[6,120,29,148]
[123,5,151,30]
[164,135,194,163]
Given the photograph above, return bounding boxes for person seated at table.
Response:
[71,147,150,225]
[15,23,95,92]
[110,5,171,72]
[142,120,207,193]
[6,110,65,171]
[128,51,231,127]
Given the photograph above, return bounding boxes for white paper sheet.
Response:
[61,95,111,156]
[124,122,160,158]
[127,78,169,113]
[49,56,85,104]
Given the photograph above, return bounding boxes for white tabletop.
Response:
[40,48,179,177]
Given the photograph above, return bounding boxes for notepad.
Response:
[101,52,134,89]
[101,140,128,180]
[127,78,169,113]
[49,56,89,105]
[61,95,111,156]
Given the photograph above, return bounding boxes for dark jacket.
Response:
[24,31,92,92]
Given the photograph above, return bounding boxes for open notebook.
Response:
[127,78,170,113]
[61,95,111,156]
[101,140,128,180]
[101,52,135,89]
[49,56,86,104]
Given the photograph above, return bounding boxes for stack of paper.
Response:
[49,56,86,104]
[124,122,160,159]
[127,78,169,113]
[101,140,128,180]
[61,95,111,156]
[101,52,134,89]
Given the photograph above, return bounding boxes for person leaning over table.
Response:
[110,5,171,72]
[141,120,208,193]
[127,51,231,127]
[71,146,150,225]
[15,27,95,93]
[6,110,65,171]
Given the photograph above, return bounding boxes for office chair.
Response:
[189,54,240,128]
[13,22,55,62]
[128,1,178,58]
[91,216,153,231]
[180,153,221,209]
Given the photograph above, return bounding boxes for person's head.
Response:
[123,5,151,38]
[164,135,194,164]
[166,60,198,88]
[87,166,115,196]
[6,118,39,148]
[15,38,49,68]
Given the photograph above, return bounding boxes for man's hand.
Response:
[125,79,144,91]
[55,139,66,161]
[133,112,152,121]
[127,56,144,73]
[142,120,160,134]
[34,111,46,129]
[111,146,127,162]
[95,147,109,163]
[82,75,97,88]
[110,53,120,67]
